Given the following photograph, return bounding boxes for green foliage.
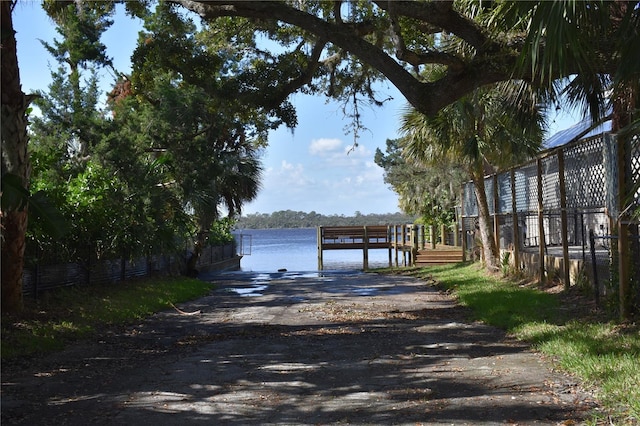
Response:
[1,276,212,360]
[28,10,126,261]
[128,4,270,241]
[400,82,546,172]
[518,321,640,422]
[30,65,105,170]
[500,251,511,277]
[374,138,465,225]
[28,160,134,261]
[490,1,634,120]
[40,2,113,71]
[131,2,295,132]
[27,1,276,267]
[0,173,68,240]
[209,217,236,245]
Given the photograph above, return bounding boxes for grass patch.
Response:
[390,263,640,424]
[517,321,640,423]
[1,276,212,360]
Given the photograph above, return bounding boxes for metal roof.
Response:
[544,116,612,149]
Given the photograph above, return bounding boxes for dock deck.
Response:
[317,225,463,270]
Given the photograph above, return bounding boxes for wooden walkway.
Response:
[317,225,463,270]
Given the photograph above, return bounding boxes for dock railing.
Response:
[317,224,462,270]
[317,225,391,270]
[389,224,419,267]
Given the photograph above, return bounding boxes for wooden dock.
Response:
[317,226,391,270]
[317,225,463,270]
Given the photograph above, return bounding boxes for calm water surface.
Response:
[232,228,392,272]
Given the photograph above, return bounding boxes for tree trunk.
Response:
[1,1,31,313]
[186,212,215,276]
[611,85,636,320]
[186,231,206,276]
[472,164,499,271]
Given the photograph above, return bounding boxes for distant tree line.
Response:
[234,210,417,229]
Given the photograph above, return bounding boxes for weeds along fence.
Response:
[461,131,640,311]
[587,232,640,309]
[22,241,237,298]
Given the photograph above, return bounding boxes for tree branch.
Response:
[263,38,328,109]
[174,0,518,116]
[387,2,465,72]
[333,0,342,24]
[373,1,489,51]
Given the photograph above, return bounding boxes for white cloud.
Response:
[280,160,300,173]
[309,138,343,156]
[276,160,306,180]
[261,160,315,193]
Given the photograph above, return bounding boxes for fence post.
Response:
[430,225,436,250]
[412,224,419,266]
[387,225,392,267]
[453,223,459,247]
[558,151,571,289]
[402,225,408,266]
[537,159,547,283]
[589,230,600,307]
[393,225,398,267]
[493,174,500,253]
[317,227,324,270]
[363,226,369,270]
[461,188,467,261]
[510,170,520,270]
[580,212,586,263]
[614,133,631,320]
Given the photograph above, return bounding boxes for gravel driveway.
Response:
[1,270,598,425]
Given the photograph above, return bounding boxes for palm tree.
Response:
[400,82,546,270]
[186,126,263,274]
[492,1,638,127]
[217,145,263,220]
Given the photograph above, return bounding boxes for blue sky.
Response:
[12,2,580,216]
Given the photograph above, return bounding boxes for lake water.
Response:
[232,228,392,272]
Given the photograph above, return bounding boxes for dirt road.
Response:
[1,270,597,425]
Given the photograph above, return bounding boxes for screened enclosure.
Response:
[462,130,640,313]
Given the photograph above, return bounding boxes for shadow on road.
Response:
[1,271,596,425]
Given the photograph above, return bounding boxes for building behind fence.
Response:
[23,242,240,297]
[461,130,640,310]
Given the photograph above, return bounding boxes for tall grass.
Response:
[400,263,639,424]
[1,277,213,360]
